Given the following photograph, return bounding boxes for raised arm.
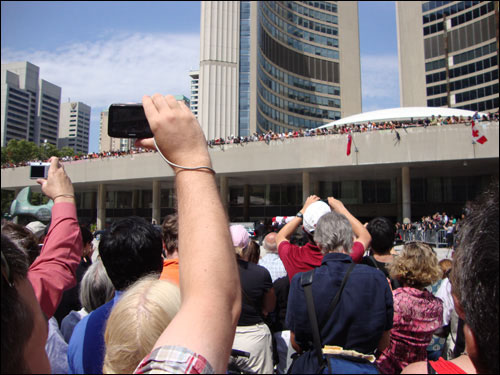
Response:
[136,94,241,373]
[29,157,83,318]
[327,197,371,262]
[276,195,320,247]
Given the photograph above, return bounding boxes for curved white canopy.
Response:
[318,107,487,128]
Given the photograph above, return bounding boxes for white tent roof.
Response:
[318,107,487,128]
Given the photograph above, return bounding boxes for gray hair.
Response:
[313,212,353,255]
[79,259,115,313]
[263,232,277,253]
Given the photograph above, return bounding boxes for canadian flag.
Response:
[346,133,352,156]
[471,121,488,144]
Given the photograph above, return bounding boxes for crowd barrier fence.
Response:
[396,228,449,248]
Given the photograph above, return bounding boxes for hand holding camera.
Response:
[135,94,212,174]
[36,157,75,203]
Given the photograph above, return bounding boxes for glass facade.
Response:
[256,1,342,133]
[73,172,495,226]
[238,1,251,137]
[422,1,498,112]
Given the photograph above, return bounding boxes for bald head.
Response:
[263,232,277,253]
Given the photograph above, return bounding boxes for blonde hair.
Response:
[388,242,441,289]
[234,245,246,258]
[438,258,452,279]
[103,276,181,373]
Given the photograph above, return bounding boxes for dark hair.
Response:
[80,225,93,246]
[1,221,41,265]
[451,181,498,373]
[1,234,34,374]
[161,214,178,256]
[243,241,260,264]
[98,216,163,291]
[366,217,395,254]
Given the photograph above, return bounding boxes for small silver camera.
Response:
[29,162,51,179]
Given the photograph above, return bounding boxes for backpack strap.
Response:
[301,269,325,370]
[321,262,356,328]
[367,256,380,270]
[300,263,356,372]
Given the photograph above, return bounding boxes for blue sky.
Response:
[1,1,400,153]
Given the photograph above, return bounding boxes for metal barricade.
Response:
[397,228,449,248]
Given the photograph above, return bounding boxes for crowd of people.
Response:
[395,211,464,247]
[2,110,498,170]
[1,95,498,374]
[206,111,499,147]
[1,148,156,169]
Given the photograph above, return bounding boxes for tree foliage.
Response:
[2,139,76,165]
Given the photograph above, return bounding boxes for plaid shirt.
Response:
[258,253,287,282]
[134,345,214,374]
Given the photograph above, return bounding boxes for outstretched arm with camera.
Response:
[135,94,241,373]
[27,157,83,318]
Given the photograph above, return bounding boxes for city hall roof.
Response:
[318,107,487,128]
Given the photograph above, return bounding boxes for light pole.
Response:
[43,139,48,160]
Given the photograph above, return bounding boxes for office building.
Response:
[58,101,91,154]
[1,61,61,147]
[189,70,200,118]
[397,1,499,112]
[198,1,361,140]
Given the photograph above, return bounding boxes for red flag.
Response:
[346,133,352,156]
[471,120,488,144]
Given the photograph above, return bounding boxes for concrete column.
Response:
[302,171,310,203]
[131,189,138,215]
[402,167,411,223]
[97,184,106,230]
[313,180,320,196]
[152,180,161,225]
[219,176,229,211]
[132,190,138,209]
[243,184,250,222]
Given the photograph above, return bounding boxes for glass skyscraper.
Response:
[198,1,361,140]
[397,1,498,112]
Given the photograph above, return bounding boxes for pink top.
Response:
[377,287,443,374]
[28,202,83,318]
[278,241,365,281]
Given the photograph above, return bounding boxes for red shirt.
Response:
[28,202,83,318]
[278,241,365,281]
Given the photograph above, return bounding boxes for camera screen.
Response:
[108,104,153,138]
[30,166,47,178]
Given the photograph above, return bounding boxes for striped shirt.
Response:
[134,345,214,374]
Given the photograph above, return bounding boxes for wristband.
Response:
[53,194,75,200]
[153,137,216,175]
[296,212,304,219]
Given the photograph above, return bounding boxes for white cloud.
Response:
[1,31,200,107]
[361,54,400,111]
[2,31,200,152]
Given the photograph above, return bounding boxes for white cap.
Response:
[25,221,47,238]
[303,201,331,233]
